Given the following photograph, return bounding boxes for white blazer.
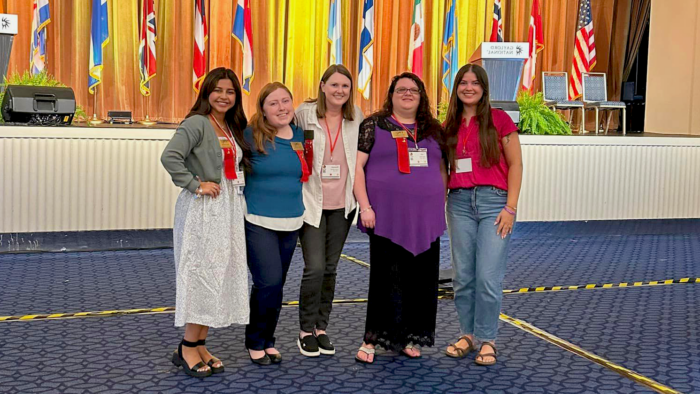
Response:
[295,101,364,228]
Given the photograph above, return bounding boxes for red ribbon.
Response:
[222,146,238,180]
[396,137,411,174]
[295,150,310,182]
[304,139,314,175]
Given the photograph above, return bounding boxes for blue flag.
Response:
[441,0,459,93]
[89,0,109,94]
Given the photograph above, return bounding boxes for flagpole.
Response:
[139,94,156,126]
[88,86,103,125]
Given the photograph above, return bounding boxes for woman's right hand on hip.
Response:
[198,181,221,198]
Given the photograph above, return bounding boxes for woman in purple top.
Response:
[353,72,447,363]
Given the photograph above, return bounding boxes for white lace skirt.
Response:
[173,172,249,328]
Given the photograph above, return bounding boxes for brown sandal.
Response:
[474,342,498,366]
[445,335,474,358]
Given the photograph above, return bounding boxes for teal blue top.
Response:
[244,124,305,218]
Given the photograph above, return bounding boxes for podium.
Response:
[469,42,529,123]
[0,14,19,91]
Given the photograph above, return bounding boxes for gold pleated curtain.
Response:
[4,0,630,124]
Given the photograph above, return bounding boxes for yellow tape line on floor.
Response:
[500,313,681,394]
[340,253,700,295]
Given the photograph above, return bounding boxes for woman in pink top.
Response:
[442,64,523,366]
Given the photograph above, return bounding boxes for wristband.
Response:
[504,206,516,215]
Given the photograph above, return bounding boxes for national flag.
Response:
[328,0,342,65]
[138,0,156,96]
[232,0,254,94]
[30,0,50,75]
[407,0,424,78]
[441,0,458,93]
[489,0,503,42]
[522,0,544,92]
[569,0,597,100]
[88,0,109,94]
[193,0,208,93]
[357,0,374,100]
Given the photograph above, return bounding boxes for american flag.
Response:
[489,0,503,42]
[193,0,208,94]
[569,0,596,100]
[139,0,156,96]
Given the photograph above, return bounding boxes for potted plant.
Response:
[516,91,572,135]
[0,71,87,123]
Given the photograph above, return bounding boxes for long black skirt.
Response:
[363,233,439,351]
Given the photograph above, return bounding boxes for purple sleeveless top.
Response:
[358,116,446,256]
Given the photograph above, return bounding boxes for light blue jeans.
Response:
[446,186,512,342]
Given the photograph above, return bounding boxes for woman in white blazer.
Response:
[295,64,363,357]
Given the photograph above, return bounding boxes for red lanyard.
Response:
[390,115,419,148]
[461,120,474,156]
[210,115,238,180]
[322,117,342,162]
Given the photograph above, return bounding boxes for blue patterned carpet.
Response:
[0,220,699,393]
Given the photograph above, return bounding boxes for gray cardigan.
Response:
[161,115,225,193]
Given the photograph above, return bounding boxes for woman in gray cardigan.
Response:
[161,68,250,378]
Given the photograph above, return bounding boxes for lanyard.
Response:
[390,115,419,149]
[322,117,342,162]
[461,119,474,156]
[210,115,239,179]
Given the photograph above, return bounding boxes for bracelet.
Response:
[504,206,516,215]
[359,205,372,214]
[196,187,203,196]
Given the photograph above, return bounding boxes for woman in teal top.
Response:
[243,82,309,365]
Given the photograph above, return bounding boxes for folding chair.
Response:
[542,71,585,133]
[582,72,626,135]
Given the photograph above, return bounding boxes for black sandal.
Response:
[445,335,474,358]
[197,339,224,374]
[171,339,212,378]
[474,342,498,366]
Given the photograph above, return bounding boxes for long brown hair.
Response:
[306,64,355,121]
[249,82,294,154]
[186,67,250,169]
[444,64,499,170]
[373,72,444,149]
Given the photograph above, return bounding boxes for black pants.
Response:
[298,208,355,332]
[363,234,439,351]
[244,220,299,350]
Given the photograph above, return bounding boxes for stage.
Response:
[1,124,699,234]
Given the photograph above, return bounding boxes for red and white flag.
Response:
[569,0,597,100]
[193,0,208,93]
[139,0,156,96]
[489,0,503,42]
[522,0,544,92]
[407,0,424,78]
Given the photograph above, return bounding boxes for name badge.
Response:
[408,148,428,167]
[219,139,233,149]
[230,171,245,187]
[322,164,341,179]
[455,158,472,173]
[391,130,408,139]
[291,142,304,151]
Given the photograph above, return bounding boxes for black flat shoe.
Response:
[197,339,224,374]
[247,348,272,365]
[171,339,212,378]
[265,351,282,364]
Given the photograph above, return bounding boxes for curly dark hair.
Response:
[372,72,445,151]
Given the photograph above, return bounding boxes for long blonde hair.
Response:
[250,82,294,154]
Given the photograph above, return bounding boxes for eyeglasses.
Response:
[394,87,421,96]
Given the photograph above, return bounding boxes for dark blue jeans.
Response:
[244,220,299,350]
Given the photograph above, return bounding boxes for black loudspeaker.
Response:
[1,85,76,125]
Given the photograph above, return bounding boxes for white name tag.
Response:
[455,158,473,173]
[409,148,428,167]
[231,171,246,187]
[322,164,341,179]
